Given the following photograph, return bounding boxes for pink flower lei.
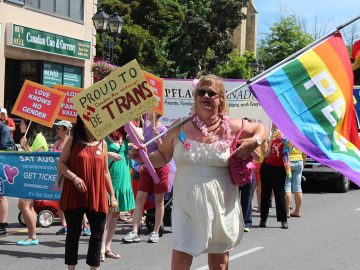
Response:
[191,112,232,149]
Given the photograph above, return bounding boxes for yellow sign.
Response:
[72,59,157,140]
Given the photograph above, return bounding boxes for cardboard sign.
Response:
[72,59,157,140]
[143,71,164,115]
[11,80,65,127]
[54,84,82,122]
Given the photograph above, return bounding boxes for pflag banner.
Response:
[249,33,360,186]
[352,39,360,70]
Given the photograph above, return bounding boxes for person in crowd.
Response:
[130,75,268,269]
[53,120,72,236]
[123,112,170,244]
[100,125,137,261]
[0,108,15,138]
[239,175,255,232]
[52,120,91,237]
[0,121,15,236]
[0,121,15,150]
[285,146,306,218]
[259,125,291,229]
[17,119,48,246]
[238,119,256,233]
[58,116,117,270]
[0,196,8,236]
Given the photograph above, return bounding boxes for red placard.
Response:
[54,84,82,123]
[11,80,65,127]
[143,71,164,115]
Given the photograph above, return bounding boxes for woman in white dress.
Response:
[130,74,268,270]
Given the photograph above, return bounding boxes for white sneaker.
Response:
[148,231,159,243]
[122,231,140,243]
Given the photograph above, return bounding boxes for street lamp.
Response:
[250,60,265,75]
[92,9,124,63]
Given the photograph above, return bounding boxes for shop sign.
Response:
[7,23,91,60]
[43,62,63,87]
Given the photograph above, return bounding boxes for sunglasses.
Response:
[197,88,218,97]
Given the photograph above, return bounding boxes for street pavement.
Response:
[1,181,360,270]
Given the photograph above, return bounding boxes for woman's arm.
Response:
[102,141,116,202]
[129,121,144,143]
[58,137,86,193]
[231,119,269,160]
[129,119,182,168]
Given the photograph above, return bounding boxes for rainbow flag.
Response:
[249,33,360,186]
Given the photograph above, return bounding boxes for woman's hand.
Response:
[128,144,146,162]
[73,177,87,193]
[153,127,162,145]
[108,152,123,161]
[20,137,29,150]
[232,137,258,160]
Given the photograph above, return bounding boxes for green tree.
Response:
[96,0,247,78]
[257,15,314,69]
[167,0,247,77]
[215,50,256,79]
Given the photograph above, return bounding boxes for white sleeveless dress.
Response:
[172,138,244,256]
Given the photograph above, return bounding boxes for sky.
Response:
[254,0,360,43]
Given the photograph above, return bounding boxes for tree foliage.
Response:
[215,50,256,79]
[97,0,247,78]
[257,15,314,69]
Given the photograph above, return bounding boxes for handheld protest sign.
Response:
[143,71,164,115]
[124,123,160,184]
[11,80,66,127]
[72,59,157,140]
[54,84,82,123]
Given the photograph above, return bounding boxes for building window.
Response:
[26,0,83,22]
[5,0,25,5]
[40,0,55,13]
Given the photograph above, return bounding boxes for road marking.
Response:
[355,208,360,211]
[194,246,264,270]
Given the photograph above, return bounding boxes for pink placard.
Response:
[124,123,160,184]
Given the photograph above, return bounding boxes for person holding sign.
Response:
[130,75,268,269]
[58,116,117,269]
[100,124,140,261]
[17,119,48,246]
[123,112,170,244]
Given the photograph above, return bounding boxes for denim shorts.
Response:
[284,160,303,192]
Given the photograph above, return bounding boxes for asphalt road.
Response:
[1,181,360,270]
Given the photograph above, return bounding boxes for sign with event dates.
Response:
[11,80,65,127]
[54,84,82,122]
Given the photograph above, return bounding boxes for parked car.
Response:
[302,157,351,193]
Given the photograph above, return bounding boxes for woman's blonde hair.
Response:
[193,74,228,114]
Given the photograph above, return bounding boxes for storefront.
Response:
[4,23,90,110]
[0,1,96,143]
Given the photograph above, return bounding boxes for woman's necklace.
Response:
[192,113,232,149]
[81,140,99,146]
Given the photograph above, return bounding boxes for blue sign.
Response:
[0,152,61,200]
